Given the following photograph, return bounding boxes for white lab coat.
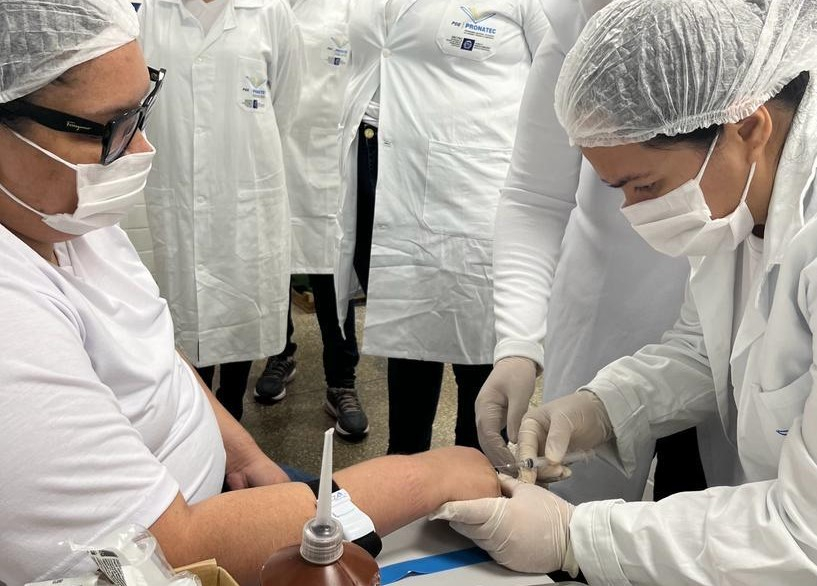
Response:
[571,81,817,585]
[286,0,353,274]
[491,0,693,502]
[334,0,549,364]
[138,0,303,366]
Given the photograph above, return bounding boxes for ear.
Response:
[732,106,773,163]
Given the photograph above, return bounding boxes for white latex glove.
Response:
[430,475,578,575]
[518,390,613,483]
[475,356,538,468]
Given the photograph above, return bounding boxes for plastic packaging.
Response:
[67,525,200,586]
[260,429,381,586]
[25,574,103,586]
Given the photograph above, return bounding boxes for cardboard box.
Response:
[175,560,239,586]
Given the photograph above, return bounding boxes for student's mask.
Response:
[620,133,756,257]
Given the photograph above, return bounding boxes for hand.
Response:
[430,475,577,575]
[518,390,612,483]
[423,446,501,504]
[225,451,290,490]
[475,357,538,468]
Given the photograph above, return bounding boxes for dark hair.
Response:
[646,70,811,150]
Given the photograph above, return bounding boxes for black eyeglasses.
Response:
[0,67,165,165]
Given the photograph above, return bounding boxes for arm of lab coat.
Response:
[572,425,817,585]
[572,258,817,585]
[492,27,581,369]
[520,0,551,57]
[583,279,716,475]
[265,1,304,138]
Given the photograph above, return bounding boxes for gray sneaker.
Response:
[253,355,296,404]
[324,387,370,440]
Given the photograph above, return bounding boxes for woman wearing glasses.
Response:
[0,2,500,584]
[136,0,303,421]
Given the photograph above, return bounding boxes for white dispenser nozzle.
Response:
[316,428,334,526]
[300,429,344,565]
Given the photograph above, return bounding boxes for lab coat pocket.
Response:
[237,56,269,113]
[755,370,813,450]
[422,140,511,238]
[436,0,503,61]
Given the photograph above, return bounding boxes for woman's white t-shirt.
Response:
[0,225,225,586]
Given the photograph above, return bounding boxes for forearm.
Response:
[201,373,263,465]
[334,450,479,536]
[153,449,497,584]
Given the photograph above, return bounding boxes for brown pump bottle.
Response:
[260,429,380,586]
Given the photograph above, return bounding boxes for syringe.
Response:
[493,450,595,474]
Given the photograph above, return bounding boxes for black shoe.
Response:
[254,355,296,404]
[324,387,369,440]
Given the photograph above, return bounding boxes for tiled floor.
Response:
[238,304,464,477]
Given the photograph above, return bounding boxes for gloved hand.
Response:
[475,356,538,468]
[430,475,578,575]
[518,390,613,483]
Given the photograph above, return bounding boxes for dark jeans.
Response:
[653,426,708,499]
[353,122,491,454]
[387,358,493,454]
[280,275,359,389]
[197,360,253,421]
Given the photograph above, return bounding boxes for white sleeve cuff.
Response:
[570,500,631,585]
[493,339,545,371]
[582,377,651,477]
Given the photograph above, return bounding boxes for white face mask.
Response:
[0,129,155,236]
[620,133,757,257]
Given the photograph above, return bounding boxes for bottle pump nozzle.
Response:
[300,429,344,565]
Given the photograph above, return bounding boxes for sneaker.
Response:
[253,355,296,404]
[324,387,370,440]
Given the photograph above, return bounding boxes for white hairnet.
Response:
[555,0,817,147]
[0,0,139,103]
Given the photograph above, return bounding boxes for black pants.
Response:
[280,274,359,389]
[387,359,492,454]
[653,426,708,499]
[196,360,253,421]
[354,122,491,454]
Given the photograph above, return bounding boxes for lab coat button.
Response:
[382,49,391,58]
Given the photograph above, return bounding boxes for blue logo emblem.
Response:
[461,38,475,51]
[776,428,789,436]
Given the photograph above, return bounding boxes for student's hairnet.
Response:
[554,0,817,147]
[0,0,139,103]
